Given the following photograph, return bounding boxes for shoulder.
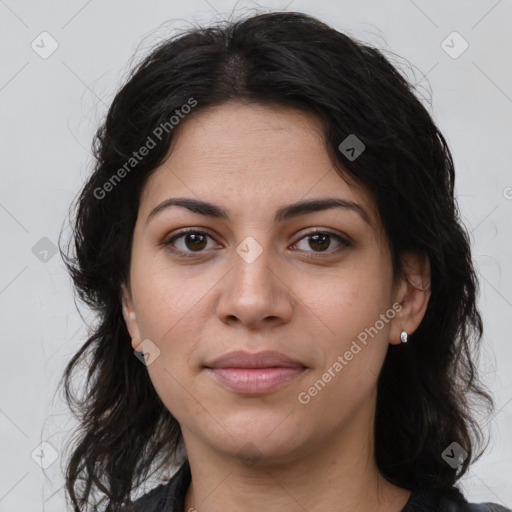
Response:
[118,458,190,512]
[463,503,510,512]
[403,485,510,512]
[120,481,171,512]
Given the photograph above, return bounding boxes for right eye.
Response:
[162,229,219,257]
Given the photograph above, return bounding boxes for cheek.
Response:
[297,280,391,419]
[131,265,203,416]
[130,247,203,339]
[306,259,392,338]
[300,256,393,397]
[129,253,217,383]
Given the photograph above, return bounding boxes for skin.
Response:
[122,101,431,512]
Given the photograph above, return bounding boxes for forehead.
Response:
[139,101,379,227]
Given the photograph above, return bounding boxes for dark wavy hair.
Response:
[59,10,494,511]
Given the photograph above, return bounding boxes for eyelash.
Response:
[162,228,351,259]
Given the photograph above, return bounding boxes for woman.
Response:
[59,11,509,512]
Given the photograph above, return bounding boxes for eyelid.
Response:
[161,228,220,255]
[290,229,351,254]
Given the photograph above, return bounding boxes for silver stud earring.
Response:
[400,331,408,343]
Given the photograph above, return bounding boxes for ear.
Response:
[121,283,143,351]
[389,251,431,345]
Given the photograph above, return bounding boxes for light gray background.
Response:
[1,0,511,510]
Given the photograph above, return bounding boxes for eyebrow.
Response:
[146,197,371,225]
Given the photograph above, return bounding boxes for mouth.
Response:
[204,367,307,394]
[203,350,307,395]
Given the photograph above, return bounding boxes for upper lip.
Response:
[204,350,306,369]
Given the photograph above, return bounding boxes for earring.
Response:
[400,330,408,343]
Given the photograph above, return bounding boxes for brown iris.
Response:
[308,233,330,251]
[184,233,208,251]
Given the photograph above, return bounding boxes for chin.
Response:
[217,422,304,462]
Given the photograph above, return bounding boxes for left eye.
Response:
[162,229,350,256]
[292,231,350,253]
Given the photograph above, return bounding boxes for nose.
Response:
[215,243,294,330]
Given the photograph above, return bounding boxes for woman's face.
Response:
[122,101,423,465]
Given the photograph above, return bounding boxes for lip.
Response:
[206,367,307,394]
[204,350,307,395]
[204,350,305,369]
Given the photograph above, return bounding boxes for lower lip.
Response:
[206,367,306,394]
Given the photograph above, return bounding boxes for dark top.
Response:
[125,459,510,512]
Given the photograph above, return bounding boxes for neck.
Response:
[182,403,411,512]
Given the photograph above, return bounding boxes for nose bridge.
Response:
[216,233,293,326]
[231,234,275,304]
